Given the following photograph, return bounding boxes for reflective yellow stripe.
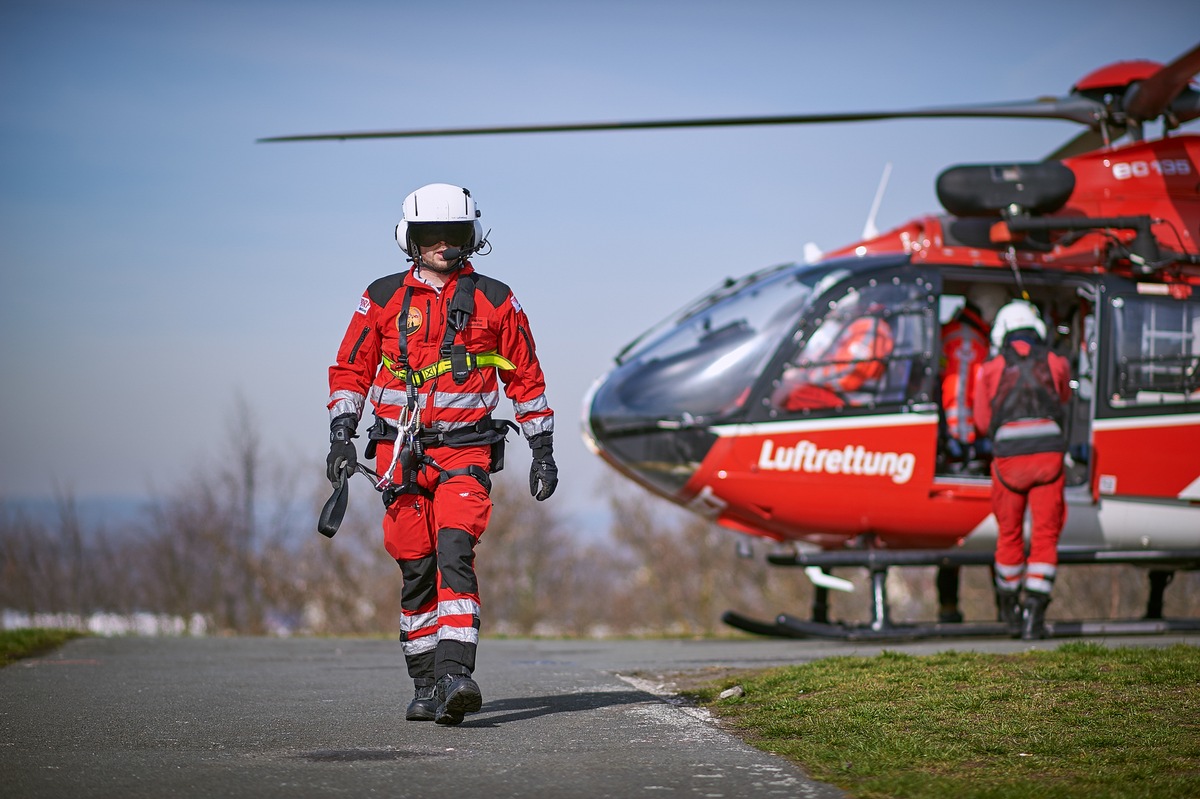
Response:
[381,351,515,385]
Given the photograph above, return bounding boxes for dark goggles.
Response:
[409,222,473,248]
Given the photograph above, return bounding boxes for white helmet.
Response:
[967,283,1009,326]
[395,183,484,257]
[991,299,1046,348]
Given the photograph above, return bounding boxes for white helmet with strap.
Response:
[395,183,485,257]
[991,299,1047,348]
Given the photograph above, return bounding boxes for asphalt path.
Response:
[4,633,1198,798]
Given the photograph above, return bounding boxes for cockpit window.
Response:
[767,273,935,413]
[604,265,817,419]
[1108,293,1200,408]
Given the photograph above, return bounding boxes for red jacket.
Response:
[941,307,990,444]
[328,263,554,442]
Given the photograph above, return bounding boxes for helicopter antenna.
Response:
[862,162,893,239]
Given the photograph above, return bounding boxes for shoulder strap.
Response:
[397,285,417,408]
[443,273,477,383]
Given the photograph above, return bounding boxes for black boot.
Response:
[434,674,483,726]
[995,589,1022,636]
[405,678,439,722]
[938,605,964,624]
[936,566,963,623]
[1021,592,1051,640]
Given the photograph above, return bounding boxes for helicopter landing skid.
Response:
[721,611,1014,641]
[723,545,1200,642]
[722,610,1200,641]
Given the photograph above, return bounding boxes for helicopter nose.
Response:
[582,367,717,499]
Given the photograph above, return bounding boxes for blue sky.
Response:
[1,0,1196,534]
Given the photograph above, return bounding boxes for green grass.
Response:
[0,628,86,667]
[686,642,1200,799]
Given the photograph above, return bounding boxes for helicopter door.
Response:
[1094,287,1200,503]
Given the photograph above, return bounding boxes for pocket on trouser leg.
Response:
[383,496,435,561]
[433,477,493,539]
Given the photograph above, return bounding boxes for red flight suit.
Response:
[974,336,1071,597]
[780,315,895,410]
[941,306,990,450]
[328,262,554,679]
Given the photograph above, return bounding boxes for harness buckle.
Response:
[450,344,470,384]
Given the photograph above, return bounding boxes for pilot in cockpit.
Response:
[772,291,895,410]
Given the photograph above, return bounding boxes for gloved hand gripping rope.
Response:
[318,407,444,538]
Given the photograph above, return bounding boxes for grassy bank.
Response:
[687,642,1200,799]
[0,628,85,667]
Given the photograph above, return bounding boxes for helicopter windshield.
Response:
[596,264,823,422]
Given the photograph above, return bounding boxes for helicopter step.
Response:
[723,546,1200,641]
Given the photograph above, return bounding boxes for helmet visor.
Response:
[409,222,473,248]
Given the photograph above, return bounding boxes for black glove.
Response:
[528,432,558,501]
[326,414,359,485]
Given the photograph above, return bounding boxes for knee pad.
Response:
[399,555,437,611]
[437,528,478,596]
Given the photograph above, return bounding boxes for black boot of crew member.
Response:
[434,674,483,726]
[936,565,963,623]
[1021,592,1052,640]
[406,677,440,722]
[995,588,1022,636]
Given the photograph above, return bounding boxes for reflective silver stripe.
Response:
[1025,563,1057,595]
[993,561,1025,592]
[994,576,1022,592]
[438,626,479,644]
[401,635,437,656]
[514,394,549,416]
[402,610,438,633]
[329,390,365,420]
[439,598,479,617]
[1025,576,1054,594]
[994,419,1063,441]
[369,386,427,408]
[435,389,500,411]
[400,609,438,656]
[521,415,554,439]
[995,562,1026,578]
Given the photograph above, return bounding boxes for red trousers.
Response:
[990,452,1066,596]
[378,443,493,561]
[375,442,492,678]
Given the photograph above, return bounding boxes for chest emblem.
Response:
[400,306,423,337]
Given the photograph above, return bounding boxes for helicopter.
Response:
[263,42,1200,641]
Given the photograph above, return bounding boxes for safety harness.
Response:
[989,337,1066,458]
[369,271,518,504]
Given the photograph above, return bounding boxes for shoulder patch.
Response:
[472,273,513,309]
[356,295,371,315]
[366,272,406,308]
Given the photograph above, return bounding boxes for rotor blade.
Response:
[1124,42,1200,122]
[257,97,1104,142]
[1168,87,1200,126]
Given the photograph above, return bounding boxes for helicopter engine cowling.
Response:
[936,162,1076,217]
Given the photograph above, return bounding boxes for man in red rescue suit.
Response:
[776,293,895,411]
[941,283,1009,470]
[326,183,557,725]
[935,283,1008,623]
[973,299,1071,640]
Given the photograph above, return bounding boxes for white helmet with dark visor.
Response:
[395,183,484,259]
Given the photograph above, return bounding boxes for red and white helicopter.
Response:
[264,43,1200,639]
